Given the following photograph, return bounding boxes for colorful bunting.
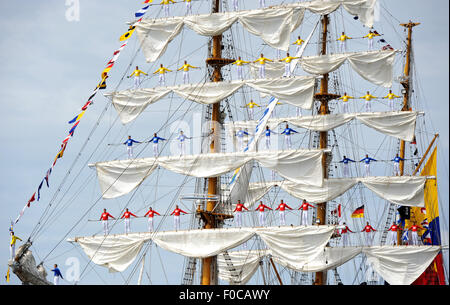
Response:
[12,2,148,228]
[135,5,150,18]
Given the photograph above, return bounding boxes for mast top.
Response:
[400,21,421,28]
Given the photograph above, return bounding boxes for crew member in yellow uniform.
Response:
[253,53,273,79]
[161,0,175,17]
[128,66,148,89]
[383,90,401,111]
[177,60,199,84]
[232,56,250,80]
[10,231,22,261]
[364,30,380,51]
[337,32,352,53]
[183,0,193,15]
[292,36,305,54]
[245,100,261,120]
[338,92,354,113]
[280,52,299,77]
[360,91,377,112]
[154,64,172,86]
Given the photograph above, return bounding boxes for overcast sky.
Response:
[0,0,448,285]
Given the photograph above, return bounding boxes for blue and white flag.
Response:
[401,229,409,242]
[135,5,150,18]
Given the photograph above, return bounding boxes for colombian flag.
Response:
[351,205,364,218]
[411,148,445,285]
[143,0,153,3]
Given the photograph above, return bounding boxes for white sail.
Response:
[135,0,376,63]
[255,225,336,270]
[69,225,336,273]
[225,111,421,142]
[244,176,428,207]
[217,246,442,285]
[92,149,325,199]
[363,246,442,285]
[105,76,316,125]
[299,50,398,87]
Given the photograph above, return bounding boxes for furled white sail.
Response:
[225,111,420,142]
[151,228,255,258]
[92,149,324,199]
[244,176,428,208]
[363,246,442,285]
[105,76,316,124]
[299,50,398,87]
[271,246,362,272]
[255,225,336,269]
[136,0,376,63]
[69,225,335,273]
[218,246,442,285]
[69,233,151,273]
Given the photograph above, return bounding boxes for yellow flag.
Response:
[119,26,135,41]
[6,267,10,283]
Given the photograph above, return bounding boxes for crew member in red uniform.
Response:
[275,199,293,226]
[233,200,248,227]
[144,207,161,232]
[99,208,115,235]
[386,221,399,245]
[339,222,354,247]
[298,199,316,226]
[121,208,137,234]
[255,201,272,227]
[409,222,424,246]
[171,205,188,231]
[361,221,377,246]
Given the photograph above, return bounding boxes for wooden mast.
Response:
[397,21,420,245]
[200,0,234,285]
[313,14,339,286]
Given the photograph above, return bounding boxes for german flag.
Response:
[351,205,364,218]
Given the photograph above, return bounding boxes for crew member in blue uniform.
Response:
[148,133,166,156]
[123,136,141,159]
[281,124,298,149]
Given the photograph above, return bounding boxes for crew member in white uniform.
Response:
[339,222,354,247]
[298,199,316,226]
[233,200,248,227]
[177,130,192,156]
[51,264,64,285]
[121,208,137,234]
[99,209,115,235]
[361,222,377,246]
[281,124,298,150]
[144,207,161,232]
[235,129,250,151]
[410,222,424,246]
[171,205,188,231]
[123,136,141,159]
[253,54,273,79]
[149,133,167,156]
[9,231,22,261]
[391,153,405,176]
[255,201,272,227]
[275,200,293,226]
[360,154,377,177]
[386,222,399,245]
[339,156,356,177]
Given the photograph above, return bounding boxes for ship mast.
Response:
[313,14,339,285]
[199,0,234,285]
[397,21,420,245]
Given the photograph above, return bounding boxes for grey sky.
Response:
[1,0,448,285]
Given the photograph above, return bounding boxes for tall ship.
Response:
[7,0,448,286]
